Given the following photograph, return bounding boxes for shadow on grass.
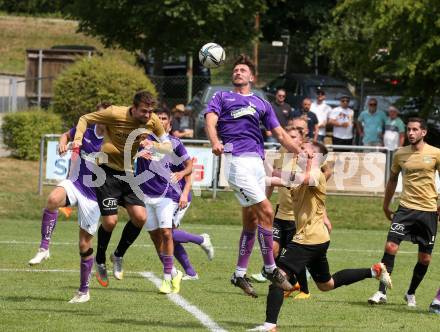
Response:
[222,319,354,330]
[14,307,98,316]
[323,299,432,315]
[106,318,205,329]
[1,295,67,303]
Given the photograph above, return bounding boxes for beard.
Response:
[410,137,423,145]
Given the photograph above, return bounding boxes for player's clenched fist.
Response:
[211,142,224,156]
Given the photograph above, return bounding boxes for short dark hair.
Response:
[408,117,427,130]
[233,54,256,75]
[312,141,328,157]
[96,101,112,110]
[133,90,156,107]
[155,108,171,119]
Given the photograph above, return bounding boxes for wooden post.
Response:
[253,14,260,83]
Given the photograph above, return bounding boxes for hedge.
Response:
[52,56,157,125]
[2,108,63,160]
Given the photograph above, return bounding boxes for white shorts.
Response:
[223,155,267,207]
[58,180,100,235]
[144,196,191,231]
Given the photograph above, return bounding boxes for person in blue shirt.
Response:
[357,98,388,146]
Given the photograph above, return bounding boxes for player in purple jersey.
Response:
[28,102,109,303]
[205,54,304,297]
[133,109,214,292]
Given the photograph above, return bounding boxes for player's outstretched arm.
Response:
[205,112,223,156]
[383,171,399,221]
[271,126,301,154]
[73,107,115,144]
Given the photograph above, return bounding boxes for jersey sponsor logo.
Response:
[230,106,256,119]
[84,138,91,144]
[423,156,434,164]
[390,222,405,234]
[102,198,118,208]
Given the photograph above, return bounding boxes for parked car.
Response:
[263,74,359,111]
[137,54,210,105]
[362,95,440,147]
[187,85,269,139]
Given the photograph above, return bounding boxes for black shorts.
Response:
[387,205,438,254]
[95,165,145,216]
[273,218,296,249]
[278,241,331,283]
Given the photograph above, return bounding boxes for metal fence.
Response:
[0,76,28,113]
[38,135,395,198]
[0,75,210,113]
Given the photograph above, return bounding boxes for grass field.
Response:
[1,220,439,331]
[1,157,439,331]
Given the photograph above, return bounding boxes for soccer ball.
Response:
[198,43,225,69]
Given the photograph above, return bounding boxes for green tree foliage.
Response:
[65,0,266,62]
[261,0,336,72]
[0,0,66,15]
[320,0,440,114]
[52,56,156,125]
[2,108,63,160]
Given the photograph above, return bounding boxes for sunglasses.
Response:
[277,94,286,98]
[369,103,377,106]
[316,91,325,95]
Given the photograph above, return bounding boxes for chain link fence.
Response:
[0,75,210,113]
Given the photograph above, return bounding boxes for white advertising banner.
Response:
[186,146,214,187]
[45,141,71,181]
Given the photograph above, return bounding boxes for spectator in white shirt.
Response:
[311,87,332,143]
[328,94,354,150]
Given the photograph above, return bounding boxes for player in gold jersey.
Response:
[249,142,392,332]
[73,90,171,287]
[368,118,440,307]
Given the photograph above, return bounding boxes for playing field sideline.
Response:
[0,218,438,331]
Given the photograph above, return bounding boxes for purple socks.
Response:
[436,288,440,301]
[235,230,256,277]
[40,209,58,250]
[257,225,276,272]
[172,229,203,245]
[79,256,93,293]
[162,254,174,279]
[174,243,197,276]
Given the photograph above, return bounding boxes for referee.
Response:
[73,90,171,287]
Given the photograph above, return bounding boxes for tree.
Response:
[320,0,440,114]
[261,0,337,73]
[65,0,267,71]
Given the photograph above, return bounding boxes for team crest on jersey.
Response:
[423,156,433,164]
[231,106,256,119]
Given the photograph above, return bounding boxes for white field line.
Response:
[0,267,228,332]
[139,272,227,332]
[0,240,419,254]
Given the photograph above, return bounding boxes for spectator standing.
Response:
[311,87,332,143]
[357,97,387,146]
[292,97,319,142]
[171,104,194,138]
[266,88,293,142]
[328,94,354,147]
[383,105,406,150]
